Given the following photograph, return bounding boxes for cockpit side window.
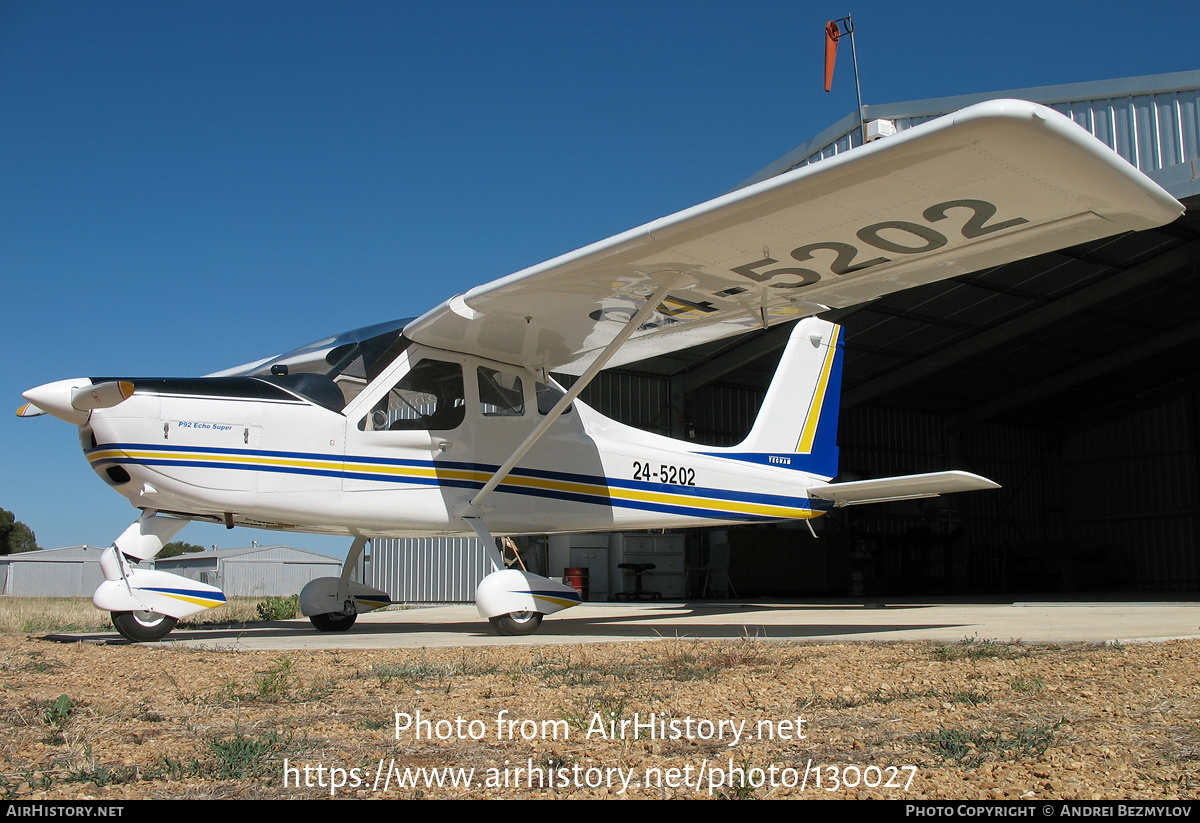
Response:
[358,359,465,432]
[478,367,525,416]
[536,381,573,415]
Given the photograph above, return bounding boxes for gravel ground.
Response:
[1,634,1197,800]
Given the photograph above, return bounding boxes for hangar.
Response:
[373,70,1200,601]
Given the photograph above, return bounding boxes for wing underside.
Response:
[405,99,1183,374]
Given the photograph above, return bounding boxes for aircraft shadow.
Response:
[43,602,971,644]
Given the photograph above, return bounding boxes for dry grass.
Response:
[0,597,266,635]
[0,632,1198,799]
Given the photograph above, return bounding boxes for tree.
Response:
[159,541,206,559]
[0,508,40,555]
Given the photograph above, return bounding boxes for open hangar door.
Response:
[580,196,1200,598]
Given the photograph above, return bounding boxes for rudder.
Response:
[736,317,843,478]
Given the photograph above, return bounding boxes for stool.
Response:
[615,563,661,601]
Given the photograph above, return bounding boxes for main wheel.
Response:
[310,612,357,632]
[112,610,178,642]
[488,610,543,636]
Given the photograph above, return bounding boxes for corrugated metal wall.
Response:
[157,547,342,597]
[574,372,673,436]
[1060,396,1200,590]
[1055,92,1199,174]
[1,557,107,597]
[368,537,491,602]
[780,75,1200,188]
[834,408,1058,593]
[220,558,342,597]
[575,373,765,446]
[0,547,109,597]
[688,384,763,447]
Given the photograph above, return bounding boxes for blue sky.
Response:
[3,0,1197,557]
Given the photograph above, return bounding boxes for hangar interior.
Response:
[374,71,1200,602]
[566,71,1200,599]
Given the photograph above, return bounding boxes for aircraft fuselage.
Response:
[81,341,828,539]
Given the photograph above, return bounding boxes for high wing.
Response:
[410,98,1182,374]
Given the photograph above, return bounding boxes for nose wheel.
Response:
[488,610,543,636]
[309,612,358,632]
[112,610,178,642]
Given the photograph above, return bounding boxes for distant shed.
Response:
[0,546,110,597]
[0,544,342,599]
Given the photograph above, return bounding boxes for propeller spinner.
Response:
[19,379,135,425]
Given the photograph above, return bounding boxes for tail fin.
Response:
[736,317,843,478]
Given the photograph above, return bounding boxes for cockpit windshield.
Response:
[241,317,415,412]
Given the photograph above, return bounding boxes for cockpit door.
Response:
[341,350,467,497]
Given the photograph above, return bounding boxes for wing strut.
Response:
[464,275,684,512]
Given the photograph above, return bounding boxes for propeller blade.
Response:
[16,402,46,418]
[71,380,135,411]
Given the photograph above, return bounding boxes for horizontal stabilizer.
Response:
[809,471,999,506]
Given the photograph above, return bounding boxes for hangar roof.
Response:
[617,71,1200,431]
[741,69,1200,201]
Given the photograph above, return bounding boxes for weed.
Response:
[371,650,498,685]
[66,762,138,788]
[162,672,195,704]
[1010,675,1045,693]
[306,674,338,700]
[29,694,75,743]
[824,686,915,708]
[251,657,295,702]
[562,692,629,734]
[0,596,265,634]
[821,686,988,709]
[373,655,450,684]
[714,756,762,800]
[947,689,990,707]
[530,640,768,688]
[255,594,300,621]
[932,636,1028,662]
[531,651,630,687]
[11,651,64,674]
[41,694,73,729]
[917,719,1063,765]
[207,725,295,780]
[215,656,297,703]
[539,752,574,771]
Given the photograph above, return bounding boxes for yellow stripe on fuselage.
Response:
[88,447,818,520]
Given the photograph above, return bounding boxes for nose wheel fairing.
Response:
[474,568,581,621]
[299,577,391,620]
[94,547,227,620]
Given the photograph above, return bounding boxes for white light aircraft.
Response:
[19,101,1183,641]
